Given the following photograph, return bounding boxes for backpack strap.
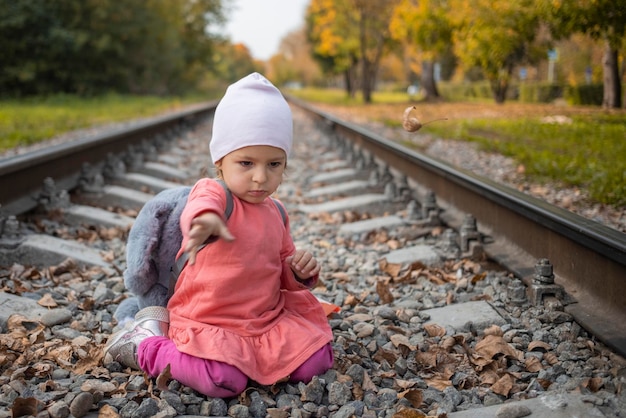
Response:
[168,180,286,299]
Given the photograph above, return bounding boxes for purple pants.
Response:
[138,336,334,398]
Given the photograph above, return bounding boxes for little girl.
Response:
[104,73,334,397]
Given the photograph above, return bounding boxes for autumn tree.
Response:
[449,0,546,103]
[538,0,625,109]
[352,0,401,102]
[390,0,454,100]
[306,0,400,102]
[306,0,360,97]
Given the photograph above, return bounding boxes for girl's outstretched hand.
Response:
[185,212,234,265]
[287,249,320,279]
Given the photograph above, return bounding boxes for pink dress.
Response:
[167,178,333,385]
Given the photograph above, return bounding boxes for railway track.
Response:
[0,100,624,417]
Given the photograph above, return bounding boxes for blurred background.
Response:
[1,0,624,107]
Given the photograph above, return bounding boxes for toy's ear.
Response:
[123,187,190,296]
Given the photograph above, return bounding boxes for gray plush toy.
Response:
[113,186,191,327]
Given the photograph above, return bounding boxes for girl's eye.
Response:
[240,161,252,167]
[269,162,282,168]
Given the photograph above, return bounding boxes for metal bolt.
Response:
[534,258,555,284]
[421,190,437,219]
[384,182,397,199]
[507,278,527,305]
[460,214,481,252]
[440,229,461,258]
[406,200,420,220]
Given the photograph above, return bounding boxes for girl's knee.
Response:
[290,344,334,383]
[199,361,249,398]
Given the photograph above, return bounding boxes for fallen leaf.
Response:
[491,373,514,396]
[38,293,58,308]
[376,279,394,304]
[399,388,423,408]
[528,340,552,352]
[156,364,172,391]
[423,323,446,338]
[525,356,543,372]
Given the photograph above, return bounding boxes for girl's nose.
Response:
[252,167,267,183]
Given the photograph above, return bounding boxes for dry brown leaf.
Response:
[97,404,120,418]
[583,377,604,392]
[483,325,504,337]
[445,291,455,305]
[380,259,404,277]
[374,348,399,365]
[362,370,378,391]
[425,376,452,391]
[392,408,427,418]
[266,409,290,418]
[376,279,394,304]
[525,356,543,372]
[352,382,364,400]
[471,272,487,283]
[441,336,456,352]
[390,334,416,350]
[491,373,515,396]
[387,239,401,250]
[399,388,423,408]
[156,363,172,391]
[528,341,552,352]
[11,397,43,417]
[544,352,558,365]
[423,323,446,338]
[330,272,351,282]
[50,258,77,276]
[415,351,438,368]
[475,335,523,361]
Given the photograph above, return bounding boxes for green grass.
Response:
[427,115,626,206]
[0,93,209,153]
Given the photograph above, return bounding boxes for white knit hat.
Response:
[210,72,293,164]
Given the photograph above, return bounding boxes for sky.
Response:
[223,0,310,61]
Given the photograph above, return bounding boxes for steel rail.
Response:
[288,97,626,356]
[0,102,217,216]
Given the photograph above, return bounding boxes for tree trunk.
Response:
[344,62,358,99]
[420,60,440,101]
[602,41,622,109]
[491,79,508,104]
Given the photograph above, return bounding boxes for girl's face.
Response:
[216,145,287,204]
